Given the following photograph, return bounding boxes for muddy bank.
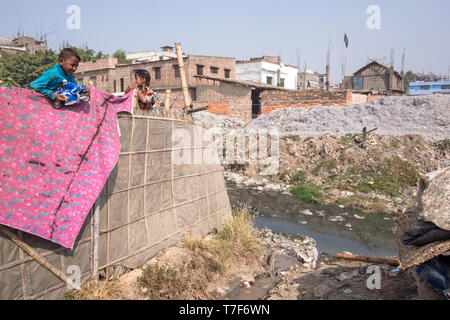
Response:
[228,187,397,257]
[225,133,449,214]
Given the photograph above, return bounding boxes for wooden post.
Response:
[175,43,192,109]
[0,224,79,289]
[165,88,171,110]
[336,253,399,266]
[92,202,100,289]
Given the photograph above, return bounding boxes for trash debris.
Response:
[337,270,359,281]
[239,281,251,289]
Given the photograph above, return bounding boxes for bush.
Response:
[290,183,324,204]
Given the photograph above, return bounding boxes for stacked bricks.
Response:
[260,89,350,114]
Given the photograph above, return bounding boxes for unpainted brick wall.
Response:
[260,89,350,114]
[205,102,229,116]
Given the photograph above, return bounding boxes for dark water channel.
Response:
[228,187,398,258]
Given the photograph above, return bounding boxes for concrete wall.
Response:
[236,61,264,83]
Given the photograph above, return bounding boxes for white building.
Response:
[236,56,299,90]
[298,69,320,91]
[126,46,185,64]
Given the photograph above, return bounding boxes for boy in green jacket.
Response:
[31,48,90,104]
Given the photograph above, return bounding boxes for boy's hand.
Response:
[126,82,138,93]
[84,86,91,95]
[55,94,66,103]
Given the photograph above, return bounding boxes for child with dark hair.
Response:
[125,69,157,110]
[31,48,90,104]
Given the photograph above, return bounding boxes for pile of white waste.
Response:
[193,94,450,140]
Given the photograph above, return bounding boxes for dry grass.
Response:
[65,280,124,300]
[66,206,262,300]
[137,206,262,300]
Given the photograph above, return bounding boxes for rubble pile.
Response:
[194,94,450,140]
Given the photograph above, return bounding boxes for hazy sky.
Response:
[1,0,449,82]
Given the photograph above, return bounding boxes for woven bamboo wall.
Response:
[0,112,232,300]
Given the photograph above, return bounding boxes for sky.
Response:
[1,0,449,83]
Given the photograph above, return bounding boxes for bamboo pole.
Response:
[0,224,80,289]
[92,202,100,289]
[165,88,171,110]
[336,253,399,266]
[175,43,192,109]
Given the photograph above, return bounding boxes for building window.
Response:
[89,76,97,86]
[173,65,180,78]
[196,65,204,76]
[224,69,231,79]
[210,66,219,75]
[153,67,161,80]
[441,85,450,89]
[420,85,430,90]
[101,76,104,82]
[266,76,273,85]
[280,78,285,87]
[106,75,109,82]
[120,78,124,92]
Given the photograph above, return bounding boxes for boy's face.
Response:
[135,75,147,87]
[59,56,80,75]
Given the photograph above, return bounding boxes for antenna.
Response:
[296,48,301,70]
[390,47,395,68]
[327,38,331,66]
[401,48,406,74]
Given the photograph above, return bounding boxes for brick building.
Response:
[75,54,236,109]
[194,75,381,121]
[342,61,405,93]
[0,36,47,55]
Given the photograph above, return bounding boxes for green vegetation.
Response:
[338,156,419,198]
[278,170,288,181]
[340,133,354,146]
[290,183,324,204]
[0,50,58,88]
[289,170,306,184]
[443,138,450,149]
[284,135,300,141]
[312,159,337,176]
[390,138,401,149]
[113,50,132,64]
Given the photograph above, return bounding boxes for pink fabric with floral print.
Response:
[0,87,133,248]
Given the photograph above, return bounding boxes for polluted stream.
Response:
[228,187,398,258]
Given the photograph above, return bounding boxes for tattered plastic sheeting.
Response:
[0,87,133,248]
[417,167,450,231]
[397,167,450,270]
[0,106,232,299]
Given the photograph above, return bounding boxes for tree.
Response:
[113,50,130,64]
[0,50,58,88]
[404,71,416,91]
